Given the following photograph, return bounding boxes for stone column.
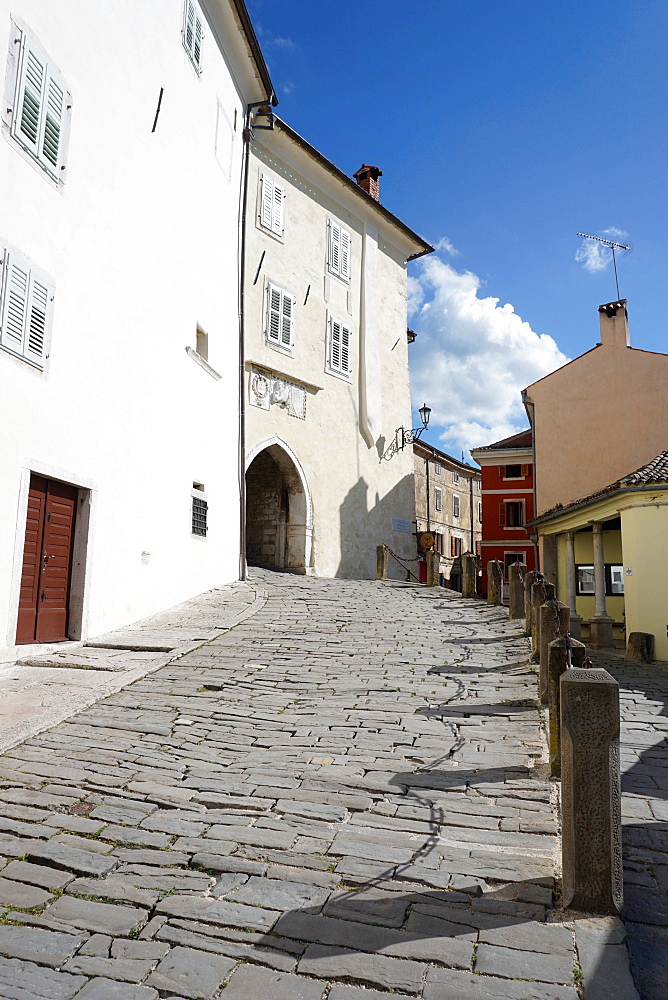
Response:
[564,531,583,640]
[531,579,554,661]
[561,667,622,914]
[539,601,570,703]
[590,522,614,649]
[625,632,655,663]
[524,569,539,633]
[426,548,439,587]
[508,562,526,619]
[487,560,503,605]
[548,635,586,776]
[376,545,388,580]
[462,553,477,599]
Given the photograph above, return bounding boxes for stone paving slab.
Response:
[0,569,644,998]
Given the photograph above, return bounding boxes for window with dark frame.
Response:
[576,564,624,596]
[191,490,208,536]
[500,500,524,527]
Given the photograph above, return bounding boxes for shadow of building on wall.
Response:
[336,473,416,581]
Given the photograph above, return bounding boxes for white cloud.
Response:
[409,256,569,457]
[575,227,629,273]
[434,236,459,256]
[272,36,296,48]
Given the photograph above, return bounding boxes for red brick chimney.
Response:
[353,164,382,201]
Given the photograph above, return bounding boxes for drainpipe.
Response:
[425,456,431,532]
[469,473,474,553]
[521,388,538,571]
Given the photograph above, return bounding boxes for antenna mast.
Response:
[577,232,631,299]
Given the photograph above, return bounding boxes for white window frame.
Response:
[182,0,204,74]
[258,173,285,238]
[3,20,72,187]
[453,495,460,518]
[478,501,482,522]
[434,487,443,512]
[452,469,460,484]
[326,314,352,380]
[434,462,441,476]
[191,483,208,538]
[327,219,351,282]
[265,281,295,353]
[0,242,54,371]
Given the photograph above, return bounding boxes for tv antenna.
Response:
[577,232,631,299]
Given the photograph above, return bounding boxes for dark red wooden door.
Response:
[16,475,78,644]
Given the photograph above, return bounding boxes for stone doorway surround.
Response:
[245,436,313,573]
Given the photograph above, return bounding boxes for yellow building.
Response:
[527,451,668,659]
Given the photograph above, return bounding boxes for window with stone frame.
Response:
[434,486,443,512]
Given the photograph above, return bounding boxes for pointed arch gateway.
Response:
[245,437,313,572]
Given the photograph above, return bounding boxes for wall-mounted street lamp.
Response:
[382,403,431,461]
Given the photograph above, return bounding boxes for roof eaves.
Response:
[230,0,277,104]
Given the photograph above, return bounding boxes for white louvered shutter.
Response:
[183,0,203,72]
[280,292,293,347]
[330,318,341,370]
[25,273,49,365]
[14,39,46,158]
[340,228,350,280]
[267,285,282,343]
[329,222,340,276]
[272,181,285,235]
[0,253,29,355]
[40,68,64,175]
[340,321,351,373]
[260,175,274,229]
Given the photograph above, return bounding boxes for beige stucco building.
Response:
[523,300,668,517]
[243,119,432,578]
[528,452,668,659]
[413,440,481,588]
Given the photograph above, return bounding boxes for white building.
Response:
[243,119,433,577]
[0,1,274,648]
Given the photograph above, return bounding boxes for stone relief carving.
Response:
[250,369,306,419]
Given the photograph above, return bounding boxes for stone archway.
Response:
[245,440,312,572]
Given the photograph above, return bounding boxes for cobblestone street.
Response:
[0,570,655,999]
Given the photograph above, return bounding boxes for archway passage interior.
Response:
[245,445,310,572]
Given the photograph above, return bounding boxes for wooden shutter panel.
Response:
[499,503,506,526]
[521,464,529,476]
[267,285,281,343]
[340,228,350,280]
[330,318,341,370]
[340,322,351,373]
[25,273,49,365]
[272,182,285,235]
[260,175,274,229]
[0,252,29,354]
[498,465,504,477]
[450,535,455,557]
[280,293,293,347]
[329,222,340,275]
[40,68,64,173]
[15,40,45,156]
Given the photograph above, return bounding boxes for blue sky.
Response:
[247,1,668,458]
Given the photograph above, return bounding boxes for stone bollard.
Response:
[426,547,439,587]
[462,553,477,599]
[548,635,586,777]
[625,632,655,663]
[561,666,622,914]
[524,569,539,633]
[487,560,503,605]
[376,545,388,580]
[539,601,570,704]
[508,563,527,619]
[531,580,554,662]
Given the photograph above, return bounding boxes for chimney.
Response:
[598,299,630,348]
[353,164,382,201]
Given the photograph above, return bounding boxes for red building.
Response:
[470,429,535,593]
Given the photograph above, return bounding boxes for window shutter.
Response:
[272,182,284,235]
[498,465,505,477]
[453,495,460,517]
[521,464,529,476]
[340,228,350,280]
[280,293,293,347]
[267,285,281,343]
[499,503,506,526]
[193,10,203,68]
[329,222,340,275]
[0,253,29,354]
[25,273,49,365]
[260,175,274,229]
[450,535,455,557]
[15,40,45,157]
[330,317,341,370]
[340,322,351,373]
[40,68,64,173]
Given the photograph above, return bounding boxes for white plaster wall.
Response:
[245,134,419,579]
[0,1,262,646]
